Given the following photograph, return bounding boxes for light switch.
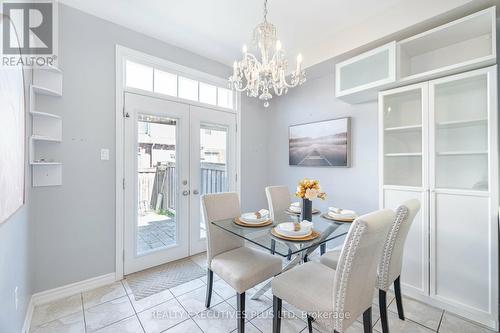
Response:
[100,148,110,161]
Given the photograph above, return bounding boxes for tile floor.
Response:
[29,253,496,333]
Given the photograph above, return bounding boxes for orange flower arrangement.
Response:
[295,178,326,200]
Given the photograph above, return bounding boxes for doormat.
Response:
[125,258,206,301]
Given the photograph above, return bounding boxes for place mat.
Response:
[321,213,356,223]
[233,217,273,228]
[285,208,321,216]
[271,228,320,241]
[125,258,206,301]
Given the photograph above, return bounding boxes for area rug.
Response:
[125,258,206,300]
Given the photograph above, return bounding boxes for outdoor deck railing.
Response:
[138,162,227,212]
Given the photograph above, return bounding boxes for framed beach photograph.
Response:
[289,117,351,167]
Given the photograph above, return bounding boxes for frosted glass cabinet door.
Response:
[430,68,492,191]
[380,83,427,187]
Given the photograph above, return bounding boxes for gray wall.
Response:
[267,61,380,215]
[0,70,33,332]
[31,4,264,292]
[0,206,32,332]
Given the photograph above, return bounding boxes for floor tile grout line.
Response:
[170,289,206,333]
[436,310,445,332]
[122,281,146,333]
[81,293,88,333]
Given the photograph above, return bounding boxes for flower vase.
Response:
[301,199,312,222]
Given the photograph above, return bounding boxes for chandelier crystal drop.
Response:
[229,0,306,108]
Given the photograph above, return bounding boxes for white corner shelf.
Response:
[30,161,62,166]
[31,85,62,97]
[31,135,61,143]
[30,67,63,187]
[30,110,62,119]
[398,7,496,84]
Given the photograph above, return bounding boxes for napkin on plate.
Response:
[254,209,269,219]
[328,207,356,219]
[289,202,301,212]
[278,220,313,232]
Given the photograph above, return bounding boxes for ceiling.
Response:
[60,0,479,68]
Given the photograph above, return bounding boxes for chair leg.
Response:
[273,296,282,333]
[205,269,213,308]
[287,249,292,260]
[379,290,389,333]
[363,307,372,333]
[237,292,245,333]
[320,243,326,256]
[307,315,314,333]
[394,276,405,320]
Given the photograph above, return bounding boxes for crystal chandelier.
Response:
[229,0,306,107]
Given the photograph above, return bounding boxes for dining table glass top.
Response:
[211,210,352,257]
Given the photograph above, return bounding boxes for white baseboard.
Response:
[22,297,34,333]
[23,272,116,333]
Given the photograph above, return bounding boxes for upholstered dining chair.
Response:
[265,185,292,220]
[320,199,421,333]
[272,209,395,333]
[201,192,283,333]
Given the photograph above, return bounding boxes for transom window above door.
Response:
[125,60,235,110]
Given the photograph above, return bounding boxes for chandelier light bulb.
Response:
[276,40,282,51]
[297,53,303,64]
[242,44,248,53]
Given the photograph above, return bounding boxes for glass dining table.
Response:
[211,210,352,299]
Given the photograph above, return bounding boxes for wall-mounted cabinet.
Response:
[335,42,396,103]
[398,7,496,84]
[30,67,63,187]
[337,6,496,104]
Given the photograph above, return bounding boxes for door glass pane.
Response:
[199,82,217,105]
[154,69,177,96]
[383,88,422,187]
[126,61,153,91]
[199,124,228,238]
[434,75,488,190]
[178,76,198,101]
[137,114,178,255]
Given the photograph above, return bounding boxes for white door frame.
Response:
[115,45,241,280]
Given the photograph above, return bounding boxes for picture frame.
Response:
[289,117,351,167]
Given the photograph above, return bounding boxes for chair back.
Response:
[332,209,395,332]
[265,186,291,219]
[201,192,244,267]
[377,199,421,291]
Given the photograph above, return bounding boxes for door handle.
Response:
[182,190,190,196]
[193,190,199,195]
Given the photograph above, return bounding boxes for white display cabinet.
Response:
[398,7,496,84]
[379,66,498,330]
[30,67,63,187]
[335,42,396,103]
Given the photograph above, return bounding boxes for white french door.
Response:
[123,93,236,275]
[189,106,236,254]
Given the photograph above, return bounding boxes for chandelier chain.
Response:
[263,0,268,22]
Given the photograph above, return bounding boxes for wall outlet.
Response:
[15,286,19,310]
